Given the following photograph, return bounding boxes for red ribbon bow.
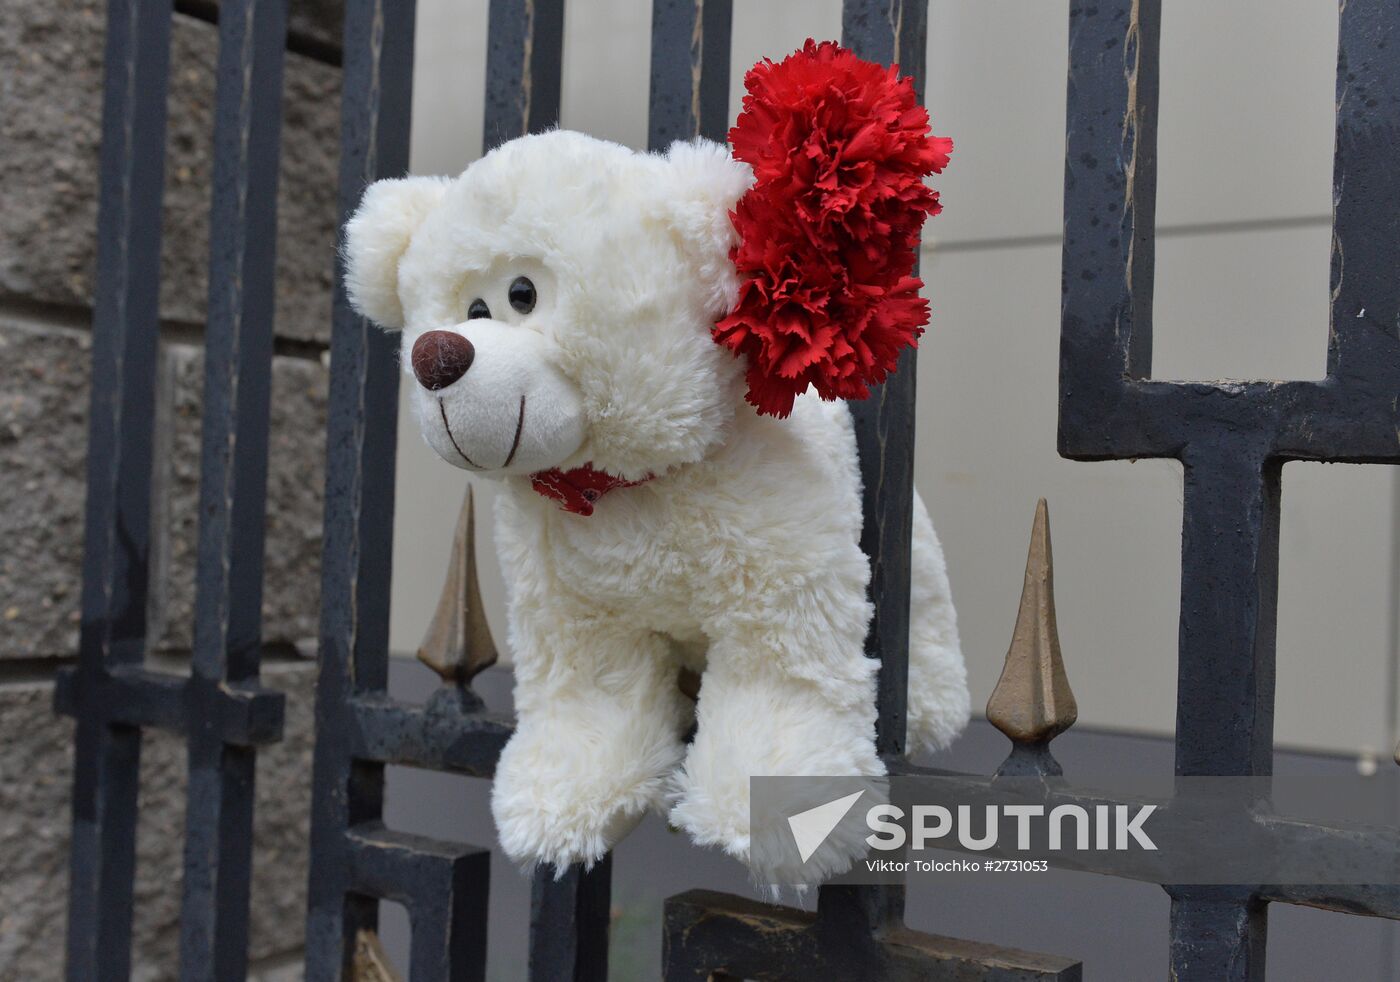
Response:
[530,464,652,516]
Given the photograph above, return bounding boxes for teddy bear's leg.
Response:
[669,619,885,875]
[906,490,971,755]
[491,617,692,873]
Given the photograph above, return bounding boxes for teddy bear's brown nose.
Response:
[411,330,476,390]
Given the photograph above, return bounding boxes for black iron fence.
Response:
[60,0,290,978]
[1058,2,1400,975]
[56,0,1400,979]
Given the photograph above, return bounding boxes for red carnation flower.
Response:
[716,39,952,417]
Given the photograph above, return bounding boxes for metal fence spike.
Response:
[986,499,1078,746]
[417,485,500,686]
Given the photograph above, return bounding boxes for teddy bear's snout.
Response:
[409,319,587,475]
[411,330,476,391]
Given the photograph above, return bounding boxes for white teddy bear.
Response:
[342,46,969,880]
[344,128,968,874]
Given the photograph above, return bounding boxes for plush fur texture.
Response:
[342,130,971,883]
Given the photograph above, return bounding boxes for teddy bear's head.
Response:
[343,130,753,480]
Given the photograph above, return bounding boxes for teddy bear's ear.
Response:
[653,140,753,315]
[342,176,451,329]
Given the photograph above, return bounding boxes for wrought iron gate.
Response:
[58,0,1400,978]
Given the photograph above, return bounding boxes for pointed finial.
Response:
[986,499,1078,746]
[417,485,499,686]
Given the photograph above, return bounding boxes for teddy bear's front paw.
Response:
[492,781,641,872]
[668,783,751,865]
[490,728,678,873]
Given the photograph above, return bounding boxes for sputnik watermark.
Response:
[784,796,1156,873]
[865,858,1049,874]
[863,803,1158,852]
[751,774,1400,887]
[787,790,866,862]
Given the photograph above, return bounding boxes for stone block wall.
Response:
[0,0,343,976]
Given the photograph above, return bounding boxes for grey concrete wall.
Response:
[0,0,342,976]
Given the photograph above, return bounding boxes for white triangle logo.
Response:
[787,790,865,863]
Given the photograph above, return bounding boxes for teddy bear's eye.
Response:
[508,276,537,315]
[467,298,491,320]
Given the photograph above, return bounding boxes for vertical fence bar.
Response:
[643,8,733,961]
[484,0,565,151]
[1329,0,1400,385]
[1172,446,1279,779]
[65,0,173,977]
[308,1,573,978]
[178,0,290,978]
[481,2,614,976]
[1164,447,1277,979]
[529,853,613,982]
[305,0,417,976]
[812,0,930,947]
[842,0,927,764]
[647,0,733,150]
[1058,0,1159,453]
